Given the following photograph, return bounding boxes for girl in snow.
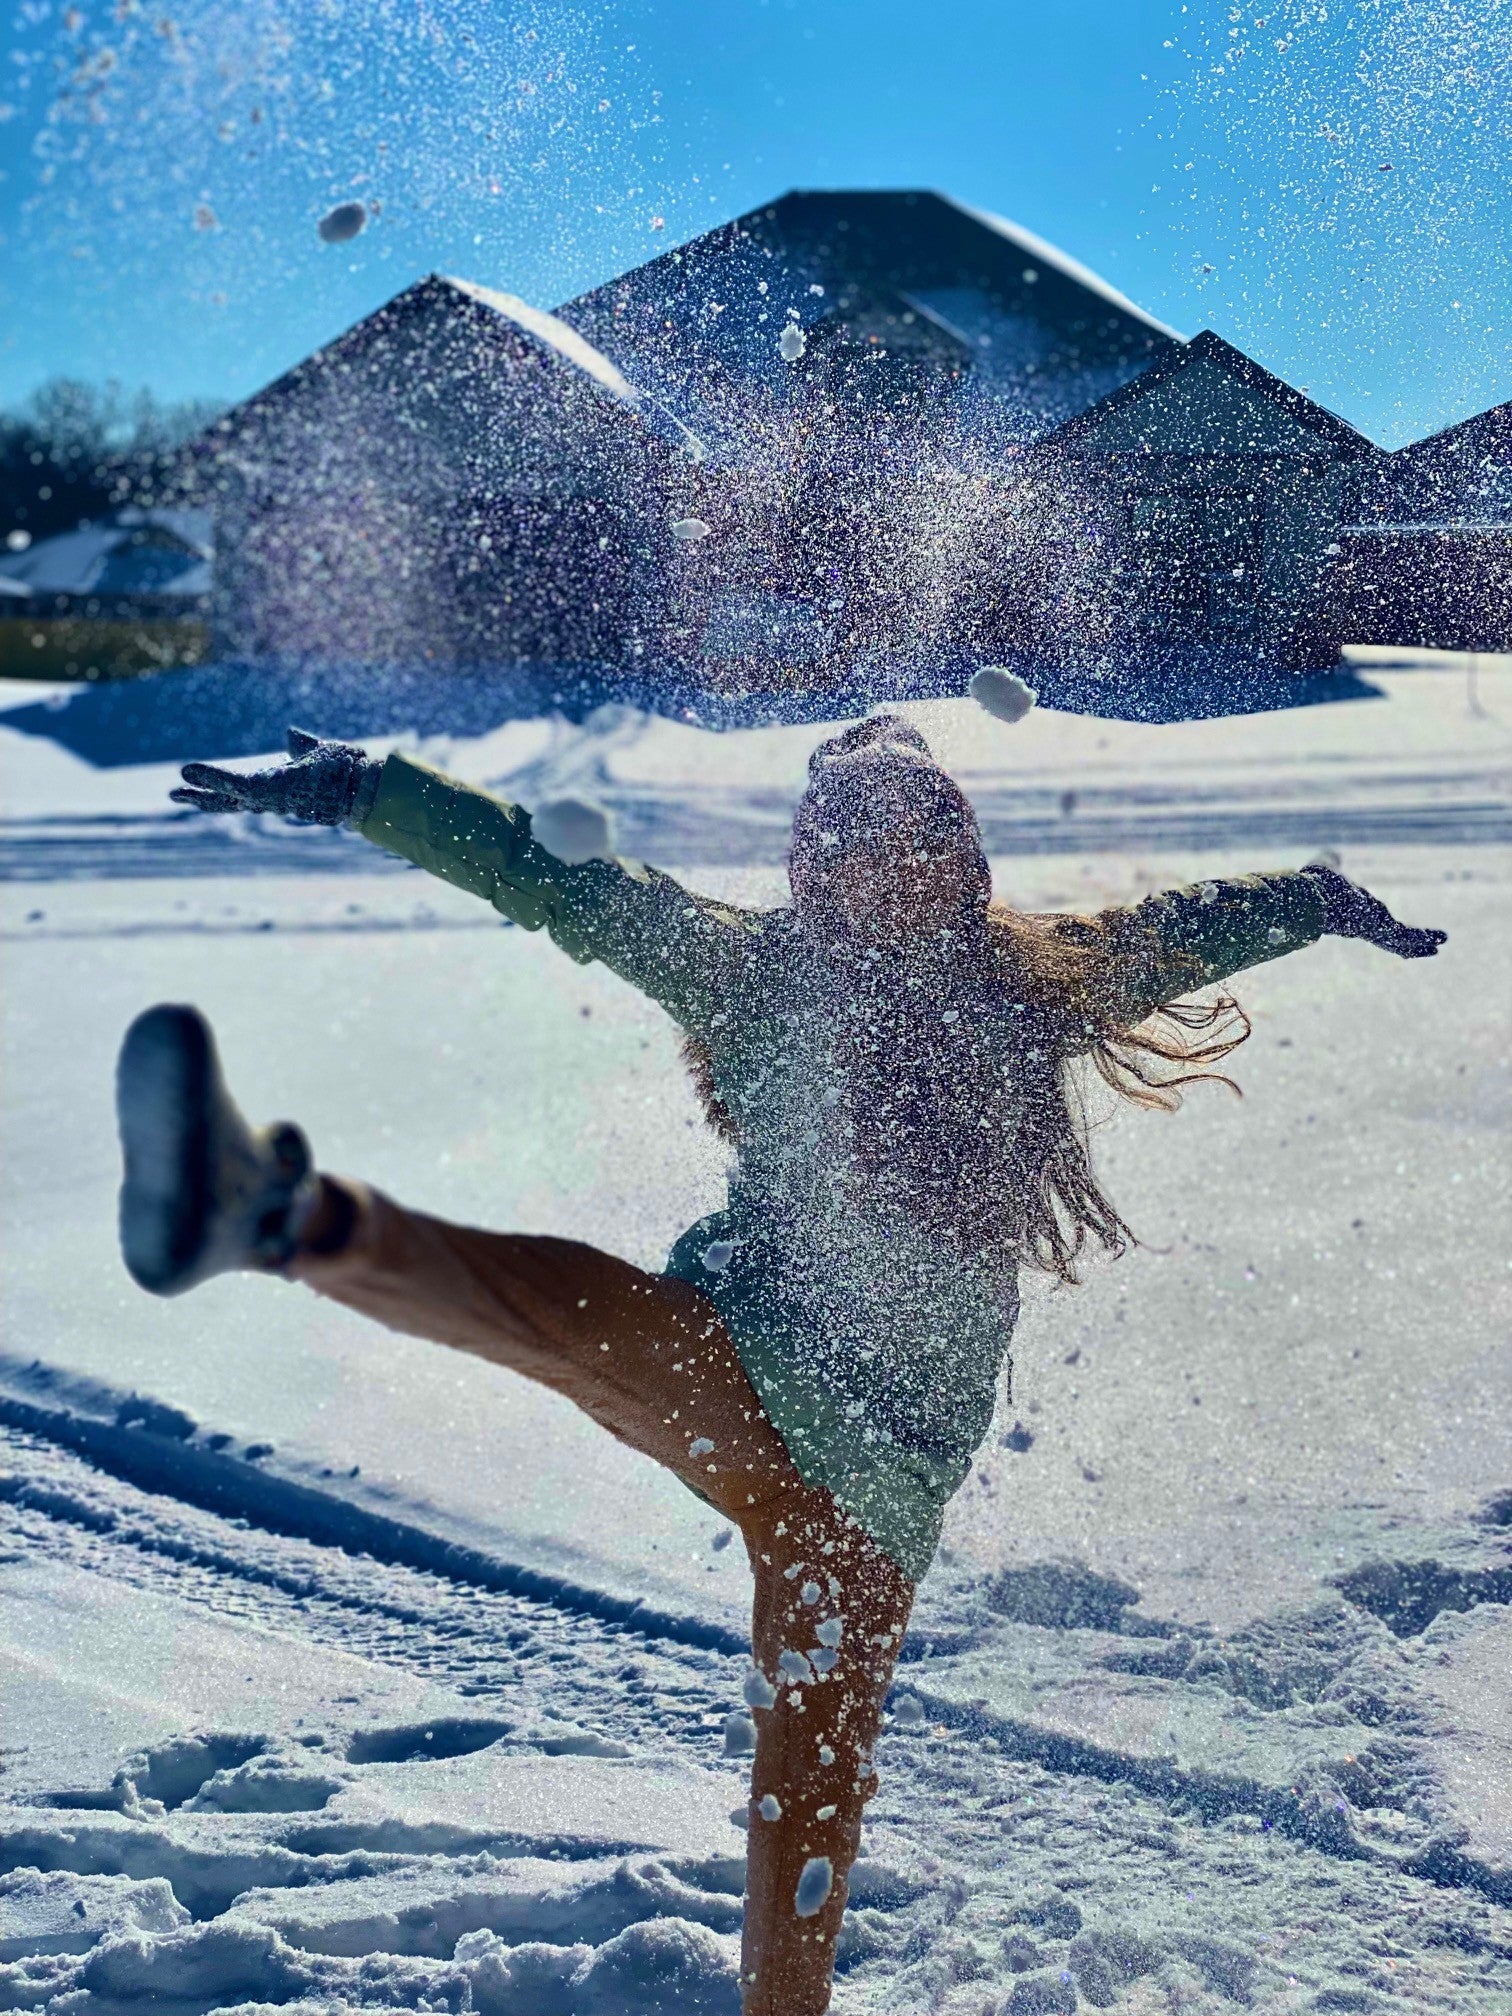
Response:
[116,714,1444,2014]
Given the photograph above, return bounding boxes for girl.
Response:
[118,714,1444,2013]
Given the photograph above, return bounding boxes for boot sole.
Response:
[117,1004,217,1296]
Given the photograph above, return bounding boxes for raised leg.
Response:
[292,1178,917,2014]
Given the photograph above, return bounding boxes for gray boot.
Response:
[116,1004,315,1296]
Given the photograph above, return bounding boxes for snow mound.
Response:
[461,1916,739,2014]
[0,1869,187,1963]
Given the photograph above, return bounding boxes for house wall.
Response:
[1039,366,1369,666]
[201,302,683,670]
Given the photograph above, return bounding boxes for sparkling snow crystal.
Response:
[795,1855,834,1916]
[969,666,1038,724]
[531,797,614,866]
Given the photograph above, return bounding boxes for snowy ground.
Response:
[2,664,1509,2013]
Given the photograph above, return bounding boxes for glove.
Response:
[1301,862,1447,960]
[171,728,383,829]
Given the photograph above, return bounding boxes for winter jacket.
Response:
[359,749,1325,1578]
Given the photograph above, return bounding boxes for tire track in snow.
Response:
[0,1375,749,1658]
[3,1370,1509,1909]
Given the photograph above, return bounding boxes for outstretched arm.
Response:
[173,732,760,1027]
[1063,865,1446,1029]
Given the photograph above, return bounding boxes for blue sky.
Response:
[0,0,1505,448]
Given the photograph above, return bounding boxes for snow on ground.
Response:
[1,664,1510,2011]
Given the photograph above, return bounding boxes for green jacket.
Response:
[361,749,1326,1578]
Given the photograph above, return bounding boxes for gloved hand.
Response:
[171,728,382,829]
[1302,862,1447,959]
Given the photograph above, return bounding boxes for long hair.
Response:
[681,715,1252,1286]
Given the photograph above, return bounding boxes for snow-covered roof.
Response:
[0,510,213,599]
[1044,329,1379,460]
[200,273,705,470]
[554,188,1181,455]
[1361,398,1512,526]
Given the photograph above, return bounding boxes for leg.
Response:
[290,1178,804,1520]
[297,1181,916,2015]
[740,1485,916,2014]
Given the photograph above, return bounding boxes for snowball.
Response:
[1267,925,1287,944]
[670,517,711,541]
[815,1616,844,1647]
[758,1793,783,1821]
[688,1436,715,1459]
[778,1649,815,1685]
[701,1240,735,1275]
[6,529,32,552]
[723,1712,757,1756]
[712,1525,734,1551]
[318,200,367,244]
[778,321,807,362]
[1199,882,1220,905]
[530,796,614,866]
[809,1645,839,1673]
[795,1855,833,1916]
[892,1693,924,1728]
[743,1668,778,1710]
[970,666,1038,724]
[800,1580,821,1605]
[818,1744,836,1766]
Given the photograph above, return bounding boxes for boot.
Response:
[116,1004,315,1296]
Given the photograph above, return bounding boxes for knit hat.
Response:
[788,713,988,904]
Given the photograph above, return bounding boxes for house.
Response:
[188,274,704,669]
[1327,400,1511,652]
[0,505,212,679]
[1018,331,1382,670]
[555,189,1188,686]
[183,188,1503,693]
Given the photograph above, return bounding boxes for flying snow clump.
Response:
[723,1712,757,1756]
[670,517,711,542]
[701,1240,735,1274]
[744,1668,779,1709]
[318,201,368,244]
[530,797,614,866]
[970,666,1038,724]
[778,321,807,362]
[892,1693,925,1728]
[795,1856,834,1916]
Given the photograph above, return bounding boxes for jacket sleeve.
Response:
[1056,869,1328,1029]
[356,750,760,1027]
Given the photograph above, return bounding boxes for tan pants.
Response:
[292,1182,915,2016]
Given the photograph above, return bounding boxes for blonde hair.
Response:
[681,898,1250,1288]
